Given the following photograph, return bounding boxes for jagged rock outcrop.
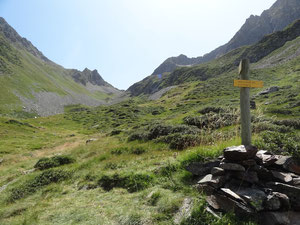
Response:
[152,0,300,75]
[70,68,112,87]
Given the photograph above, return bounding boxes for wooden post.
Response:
[239,59,251,146]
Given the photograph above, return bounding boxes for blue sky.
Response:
[0,0,276,89]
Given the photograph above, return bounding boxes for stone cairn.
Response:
[185,145,300,225]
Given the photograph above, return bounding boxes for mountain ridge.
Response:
[0,17,123,117]
[128,18,300,96]
[152,0,300,75]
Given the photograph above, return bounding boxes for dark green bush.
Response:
[9,169,71,201]
[130,147,147,155]
[168,134,200,150]
[183,112,238,130]
[148,124,200,140]
[268,108,292,115]
[34,155,74,170]
[273,119,300,129]
[254,131,300,158]
[148,124,174,140]
[110,129,122,136]
[198,107,225,114]
[156,133,200,150]
[253,122,292,133]
[98,173,153,192]
[128,131,149,141]
[111,147,129,155]
[128,124,200,142]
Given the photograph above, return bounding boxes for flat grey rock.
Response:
[220,162,245,172]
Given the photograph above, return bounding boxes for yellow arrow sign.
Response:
[234,79,264,88]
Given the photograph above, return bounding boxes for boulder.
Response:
[282,158,300,175]
[258,86,279,95]
[250,100,256,109]
[235,187,267,211]
[220,162,245,172]
[223,145,257,161]
[264,192,290,211]
[220,188,246,204]
[242,159,257,167]
[271,171,293,183]
[259,212,290,225]
[206,193,255,218]
[197,183,215,195]
[256,150,278,166]
[266,182,300,210]
[211,167,225,176]
[275,155,292,167]
[197,174,225,188]
[292,178,300,186]
[256,165,273,181]
[229,171,259,184]
[185,161,220,176]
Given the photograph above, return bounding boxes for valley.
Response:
[0,0,300,224]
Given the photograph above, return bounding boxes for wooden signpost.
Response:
[234,59,263,146]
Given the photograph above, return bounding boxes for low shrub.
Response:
[98,173,153,192]
[273,119,300,129]
[183,112,238,130]
[111,147,129,155]
[130,147,147,155]
[34,155,74,170]
[110,129,122,136]
[268,108,292,115]
[253,122,292,133]
[128,124,200,143]
[128,131,149,141]
[166,134,200,150]
[198,106,225,114]
[254,131,300,158]
[9,169,71,201]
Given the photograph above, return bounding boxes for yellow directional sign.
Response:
[234,79,264,88]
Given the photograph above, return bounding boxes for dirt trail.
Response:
[0,139,84,193]
[33,139,83,158]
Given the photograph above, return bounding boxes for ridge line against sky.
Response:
[0,0,276,89]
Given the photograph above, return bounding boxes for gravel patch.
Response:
[148,86,177,100]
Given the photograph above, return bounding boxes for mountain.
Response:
[152,0,300,75]
[0,17,123,117]
[128,18,300,96]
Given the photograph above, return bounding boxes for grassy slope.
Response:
[0,29,299,225]
[0,34,113,116]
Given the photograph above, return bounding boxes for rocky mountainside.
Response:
[128,19,300,96]
[152,0,300,75]
[0,17,123,117]
[70,68,112,87]
[0,17,50,63]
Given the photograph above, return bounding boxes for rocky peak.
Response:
[0,17,49,62]
[71,68,112,87]
[152,54,204,75]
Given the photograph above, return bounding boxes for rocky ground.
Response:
[186,145,300,225]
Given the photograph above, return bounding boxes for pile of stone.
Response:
[186,145,300,225]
